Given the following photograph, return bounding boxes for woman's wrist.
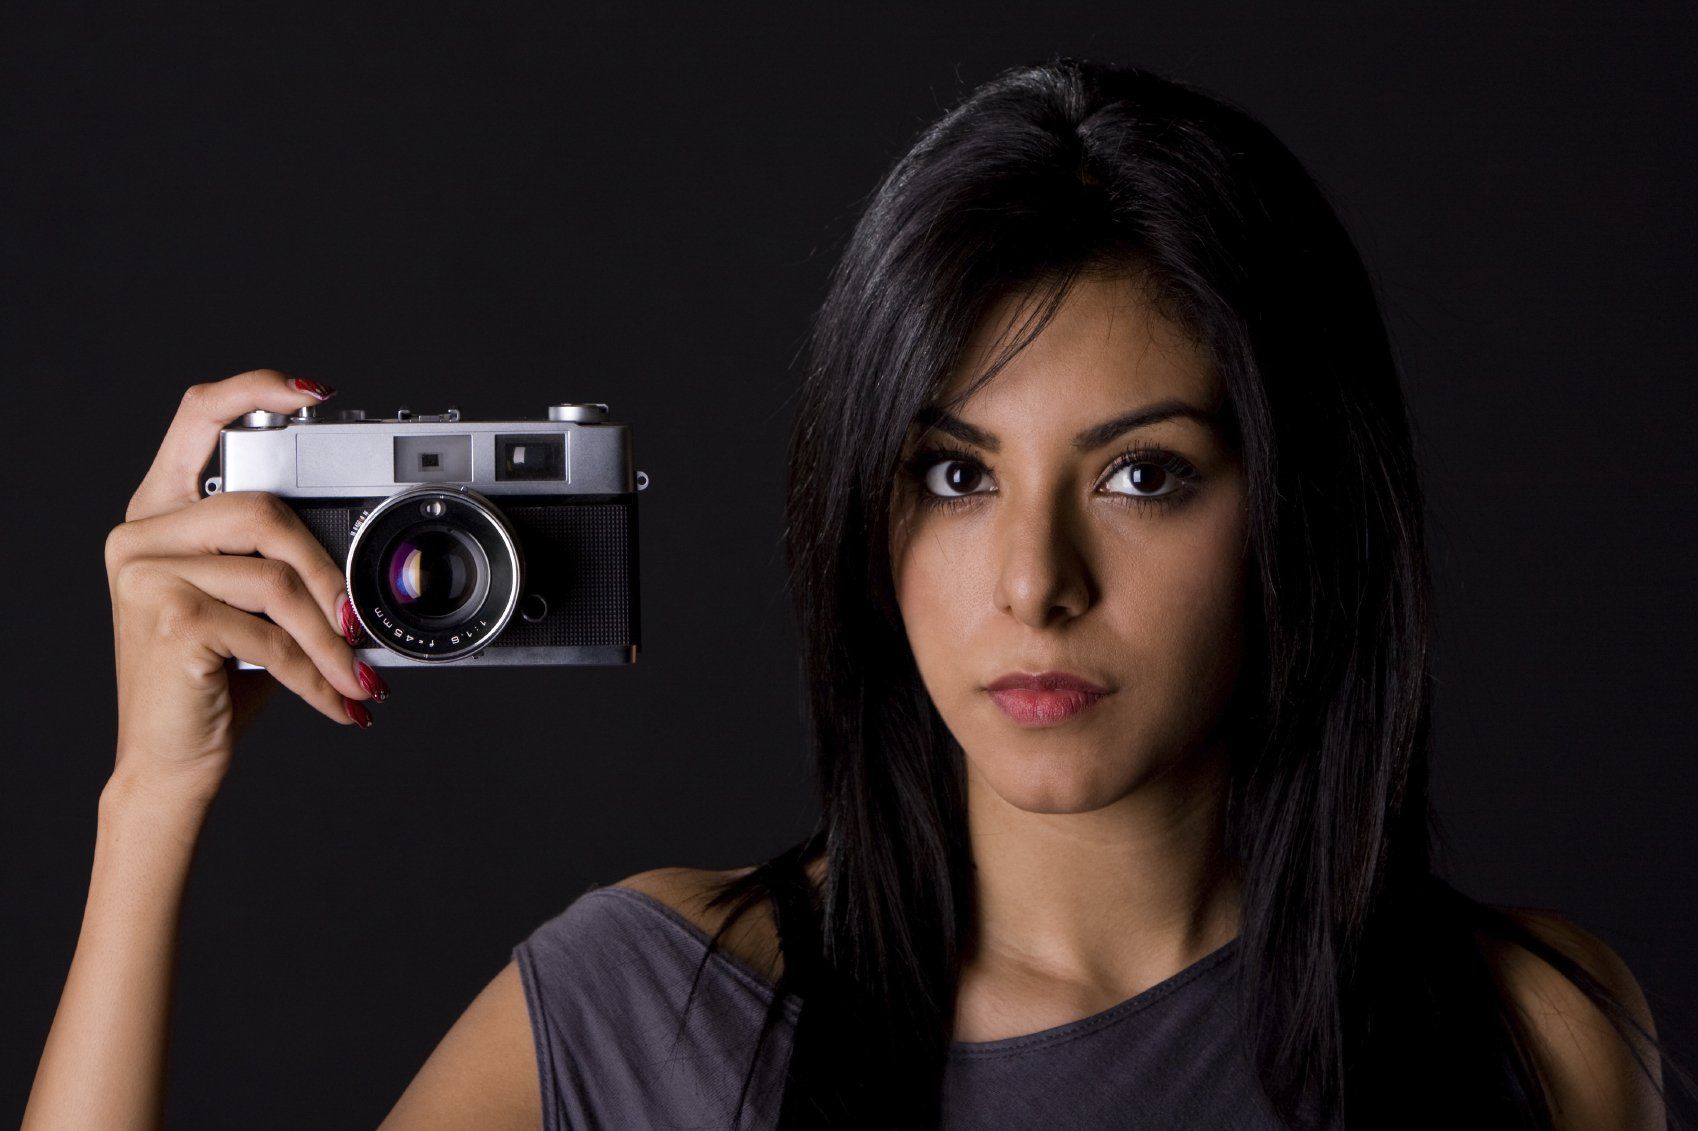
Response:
[90,762,211,924]
[100,761,222,834]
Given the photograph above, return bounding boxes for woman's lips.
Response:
[988,687,1110,727]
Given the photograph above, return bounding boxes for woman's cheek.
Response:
[1151,530,1249,722]
[894,520,994,712]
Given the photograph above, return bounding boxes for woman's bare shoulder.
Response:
[1479,906,1664,1130]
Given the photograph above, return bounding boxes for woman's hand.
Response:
[102,368,387,804]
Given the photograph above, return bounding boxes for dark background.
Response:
[4,3,1694,1126]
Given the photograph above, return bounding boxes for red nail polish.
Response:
[288,377,337,401]
[356,661,390,702]
[343,696,373,728]
[339,596,362,646]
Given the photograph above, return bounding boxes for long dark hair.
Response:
[675,57,1688,1128]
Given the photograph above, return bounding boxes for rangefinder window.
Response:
[497,434,565,481]
[394,434,472,482]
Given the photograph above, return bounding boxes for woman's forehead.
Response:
[935,274,1221,426]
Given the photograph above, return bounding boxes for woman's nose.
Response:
[990,492,1094,628]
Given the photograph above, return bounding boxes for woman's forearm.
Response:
[23,770,214,1131]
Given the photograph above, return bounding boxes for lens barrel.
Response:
[346,487,522,661]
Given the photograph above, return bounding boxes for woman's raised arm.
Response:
[22,370,386,1129]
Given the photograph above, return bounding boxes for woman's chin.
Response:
[966,747,1156,816]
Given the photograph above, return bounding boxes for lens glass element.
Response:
[380,527,485,619]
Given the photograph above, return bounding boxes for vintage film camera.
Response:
[206,402,645,668]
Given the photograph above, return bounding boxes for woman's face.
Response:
[889,271,1250,815]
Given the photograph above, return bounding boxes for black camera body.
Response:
[207,402,644,668]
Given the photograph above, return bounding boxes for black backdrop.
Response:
[3,4,1694,1126]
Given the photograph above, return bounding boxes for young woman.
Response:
[25,58,1684,1130]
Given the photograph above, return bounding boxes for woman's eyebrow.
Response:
[912,399,1221,454]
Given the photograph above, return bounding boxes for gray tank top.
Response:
[512,884,1290,1129]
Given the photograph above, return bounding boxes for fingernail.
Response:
[356,661,390,702]
[339,596,362,646]
[288,377,337,401]
[343,696,373,729]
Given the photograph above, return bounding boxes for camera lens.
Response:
[382,528,485,619]
[345,487,522,662]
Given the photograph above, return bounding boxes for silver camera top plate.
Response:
[213,402,635,498]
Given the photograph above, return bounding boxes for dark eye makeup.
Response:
[899,442,1203,514]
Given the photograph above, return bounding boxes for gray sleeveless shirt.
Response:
[512,884,1290,1129]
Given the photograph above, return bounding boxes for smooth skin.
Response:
[24,348,1662,1129]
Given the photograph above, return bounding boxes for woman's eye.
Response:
[1103,458,1183,499]
[922,458,989,499]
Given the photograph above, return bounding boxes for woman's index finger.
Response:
[126,369,336,522]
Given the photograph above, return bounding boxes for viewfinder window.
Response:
[496,434,565,481]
